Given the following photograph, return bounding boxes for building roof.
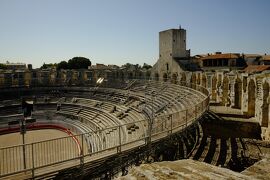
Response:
[244,65,270,73]
[159,28,186,33]
[243,54,261,58]
[193,54,208,59]
[261,55,270,61]
[201,53,240,60]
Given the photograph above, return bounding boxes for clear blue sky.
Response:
[0,0,269,68]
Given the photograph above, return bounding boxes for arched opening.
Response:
[202,74,207,88]
[137,72,142,79]
[146,71,151,80]
[191,73,196,84]
[181,73,186,83]
[128,72,133,79]
[234,78,242,109]
[262,82,269,127]
[191,73,196,89]
[163,73,168,82]
[154,73,159,81]
[247,79,256,117]
[171,73,178,84]
[217,74,222,92]
[197,73,201,85]
[212,76,217,101]
[120,72,124,80]
[222,76,229,106]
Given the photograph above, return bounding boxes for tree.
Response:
[67,57,91,69]
[40,63,57,69]
[0,63,7,69]
[122,63,132,69]
[142,63,152,70]
[57,61,68,70]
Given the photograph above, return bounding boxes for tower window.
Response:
[166,63,169,71]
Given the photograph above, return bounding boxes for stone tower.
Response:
[151,27,190,80]
[159,28,189,59]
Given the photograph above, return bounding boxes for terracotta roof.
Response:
[244,65,270,73]
[261,55,270,61]
[201,53,240,60]
[243,54,261,58]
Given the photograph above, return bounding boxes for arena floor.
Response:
[0,129,70,147]
[0,129,85,176]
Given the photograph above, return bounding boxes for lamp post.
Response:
[20,117,27,170]
[21,99,35,170]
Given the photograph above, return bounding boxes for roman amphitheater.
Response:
[0,28,270,179]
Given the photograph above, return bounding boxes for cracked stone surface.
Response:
[117,158,270,180]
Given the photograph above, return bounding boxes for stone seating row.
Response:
[190,135,247,168]
[57,104,122,152]
[57,101,147,151]
[72,98,146,143]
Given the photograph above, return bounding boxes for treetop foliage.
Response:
[40,57,91,70]
[121,63,152,70]
[0,63,7,69]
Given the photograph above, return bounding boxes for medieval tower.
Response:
[152,27,190,81]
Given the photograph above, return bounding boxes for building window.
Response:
[203,61,207,67]
[166,63,169,71]
[224,59,228,66]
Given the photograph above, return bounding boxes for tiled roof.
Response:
[243,54,261,58]
[201,53,240,60]
[244,65,270,73]
[261,55,270,61]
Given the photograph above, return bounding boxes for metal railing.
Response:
[0,79,209,178]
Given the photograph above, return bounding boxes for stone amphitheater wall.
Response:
[0,69,269,139]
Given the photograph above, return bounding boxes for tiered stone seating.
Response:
[0,79,208,174]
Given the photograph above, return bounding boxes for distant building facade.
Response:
[3,62,27,70]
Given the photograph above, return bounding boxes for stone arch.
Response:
[154,73,159,81]
[191,73,196,89]
[163,73,168,82]
[217,74,222,87]
[146,71,151,80]
[181,73,186,83]
[128,72,133,79]
[247,79,256,117]
[222,76,229,106]
[212,75,217,101]
[201,74,207,88]
[262,82,269,127]
[191,73,196,84]
[197,73,201,85]
[234,78,242,109]
[137,71,142,79]
[171,73,178,84]
[120,71,124,80]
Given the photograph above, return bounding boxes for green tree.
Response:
[57,61,68,70]
[0,63,7,69]
[142,63,152,70]
[40,63,57,69]
[67,57,91,69]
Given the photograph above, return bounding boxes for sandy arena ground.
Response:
[0,129,70,147]
[0,129,86,176]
